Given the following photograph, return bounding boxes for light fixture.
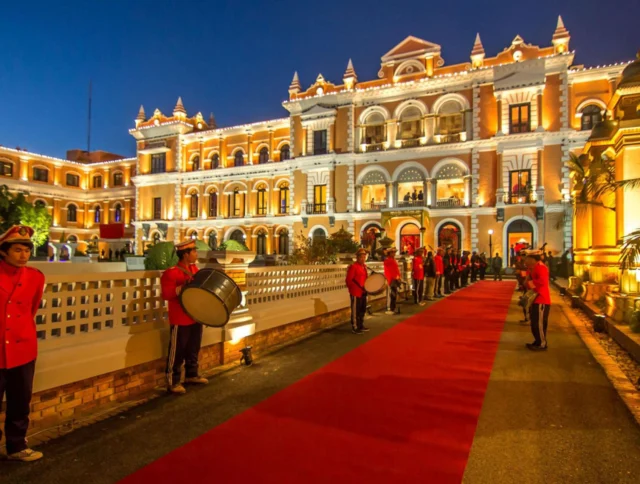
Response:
[488,229,494,235]
[240,346,253,366]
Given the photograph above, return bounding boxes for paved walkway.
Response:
[3,284,640,483]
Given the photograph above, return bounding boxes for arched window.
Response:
[211,153,220,169]
[438,101,464,139]
[208,191,218,217]
[399,223,420,255]
[278,228,289,255]
[258,147,269,164]
[398,106,423,140]
[208,231,218,250]
[312,228,327,243]
[113,172,124,186]
[191,156,200,171]
[279,183,289,214]
[230,229,245,244]
[280,144,290,161]
[114,203,122,223]
[581,105,602,131]
[438,222,462,251]
[94,205,101,224]
[363,111,386,146]
[67,204,78,222]
[256,230,267,255]
[256,185,267,215]
[93,175,103,188]
[34,200,47,209]
[190,193,199,218]
[234,151,244,167]
[229,188,243,217]
[153,232,161,245]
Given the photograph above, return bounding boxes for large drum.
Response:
[179,268,243,327]
[364,272,387,295]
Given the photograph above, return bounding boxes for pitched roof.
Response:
[381,35,441,62]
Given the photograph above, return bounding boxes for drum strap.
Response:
[175,265,194,281]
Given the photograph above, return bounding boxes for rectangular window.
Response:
[509,103,531,134]
[439,114,463,134]
[33,167,48,182]
[279,186,289,214]
[256,190,267,215]
[113,173,124,186]
[399,119,422,140]
[208,193,218,217]
[151,153,166,174]
[93,175,103,188]
[365,125,385,145]
[313,185,327,214]
[66,173,80,187]
[0,161,13,177]
[153,197,162,219]
[509,170,532,204]
[189,195,198,218]
[313,130,327,155]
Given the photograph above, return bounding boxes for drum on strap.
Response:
[364,272,387,295]
[179,268,243,327]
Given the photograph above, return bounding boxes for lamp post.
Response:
[488,229,494,273]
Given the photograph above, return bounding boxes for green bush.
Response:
[329,228,359,254]
[218,239,249,251]
[144,242,178,270]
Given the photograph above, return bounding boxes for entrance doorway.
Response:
[506,219,535,264]
[400,223,420,255]
[437,222,461,251]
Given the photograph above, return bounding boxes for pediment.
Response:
[300,104,337,118]
[382,35,441,62]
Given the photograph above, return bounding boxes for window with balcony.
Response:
[151,153,166,173]
[509,169,532,204]
[256,186,267,215]
[258,147,269,164]
[509,103,531,134]
[211,153,220,169]
[313,130,327,155]
[94,205,101,224]
[153,197,162,219]
[280,144,290,161]
[313,185,327,213]
[362,112,386,151]
[93,175,103,188]
[113,172,124,186]
[66,173,80,187]
[0,161,13,177]
[114,204,123,222]
[189,193,198,218]
[397,168,425,207]
[33,167,48,182]
[581,105,602,131]
[361,171,387,211]
[435,163,467,208]
[67,204,77,222]
[208,191,218,217]
[279,184,289,214]
[234,151,245,167]
[398,106,423,143]
[437,101,464,142]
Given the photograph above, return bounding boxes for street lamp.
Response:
[488,229,494,273]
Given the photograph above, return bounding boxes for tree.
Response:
[0,185,51,247]
[288,231,336,265]
[328,228,359,254]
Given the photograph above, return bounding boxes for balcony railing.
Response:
[364,143,385,153]
[508,189,533,204]
[307,203,326,215]
[436,132,462,144]
[435,198,464,208]
[360,202,388,212]
[397,199,426,208]
[400,138,421,148]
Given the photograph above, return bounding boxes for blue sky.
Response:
[0,0,637,158]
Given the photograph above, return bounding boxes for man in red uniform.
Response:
[412,248,425,306]
[434,248,444,298]
[384,247,401,315]
[346,248,369,334]
[0,225,45,461]
[525,253,551,351]
[161,239,209,394]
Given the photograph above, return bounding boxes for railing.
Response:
[397,199,426,208]
[436,132,462,144]
[360,202,388,212]
[400,138,421,148]
[364,143,385,153]
[435,198,464,208]
[306,203,326,214]
[508,189,533,204]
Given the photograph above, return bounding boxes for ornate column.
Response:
[218,136,226,168]
[463,176,472,207]
[430,178,437,208]
[124,199,131,225]
[103,200,110,224]
[302,128,308,156]
[356,185,363,212]
[268,129,274,160]
[244,188,250,217]
[386,182,393,208]
[496,148,505,206]
[536,88,544,131]
[426,179,432,206]
[496,94,503,136]
[103,168,110,188]
[202,192,209,219]
[246,131,253,165]
[536,146,545,206]
[84,202,91,229]
[199,140,205,170]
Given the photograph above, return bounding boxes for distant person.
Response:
[509,244,515,265]
[403,192,410,202]
[412,248,425,306]
[434,248,444,298]
[492,252,503,281]
[424,250,436,301]
[417,190,424,201]
[346,248,369,335]
[384,247,401,315]
[109,249,113,260]
[115,249,120,260]
[411,190,417,201]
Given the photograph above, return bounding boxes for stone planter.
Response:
[337,253,355,263]
[88,253,100,263]
[197,250,256,266]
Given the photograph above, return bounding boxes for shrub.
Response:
[218,240,249,251]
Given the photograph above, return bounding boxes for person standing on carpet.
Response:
[384,247,401,315]
[161,239,209,395]
[0,225,45,462]
[524,253,551,351]
[434,248,444,298]
[442,248,452,295]
[424,251,436,301]
[412,248,425,306]
[346,248,369,334]
[492,252,503,281]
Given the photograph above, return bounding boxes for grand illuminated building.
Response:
[1,17,634,265]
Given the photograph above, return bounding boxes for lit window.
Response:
[509,103,531,133]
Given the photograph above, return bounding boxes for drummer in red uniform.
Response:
[412,248,425,306]
[161,239,209,394]
[0,225,45,461]
[346,248,369,334]
[384,247,402,315]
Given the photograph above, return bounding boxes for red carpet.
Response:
[122,281,516,484]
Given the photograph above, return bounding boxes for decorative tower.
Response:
[135,105,146,127]
[209,112,217,129]
[470,33,485,69]
[552,15,570,54]
[288,72,301,98]
[343,59,358,89]
[173,96,187,118]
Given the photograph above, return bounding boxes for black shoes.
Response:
[526,343,548,351]
[361,326,370,332]
[352,328,364,335]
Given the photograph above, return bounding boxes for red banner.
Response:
[99,223,125,239]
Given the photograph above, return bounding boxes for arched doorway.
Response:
[230,229,245,244]
[400,223,420,255]
[361,223,382,257]
[506,219,535,261]
[256,230,267,255]
[438,222,461,251]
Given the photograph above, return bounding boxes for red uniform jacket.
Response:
[412,256,424,280]
[161,262,199,326]
[346,262,367,297]
[434,254,444,275]
[384,257,401,284]
[0,261,45,369]
[530,262,551,305]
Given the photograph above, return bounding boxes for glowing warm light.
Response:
[488,229,494,235]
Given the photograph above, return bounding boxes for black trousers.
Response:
[166,323,204,387]
[479,267,486,280]
[0,360,36,454]
[493,268,502,281]
[386,281,398,311]
[435,275,443,296]
[443,273,451,294]
[454,271,461,289]
[413,279,424,303]
[530,303,550,347]
[471,268,478,282]
[350,294,367,330]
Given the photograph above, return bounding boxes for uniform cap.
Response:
[175,239,196,251]
[356,248,368,255]
[0,225,34,245]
